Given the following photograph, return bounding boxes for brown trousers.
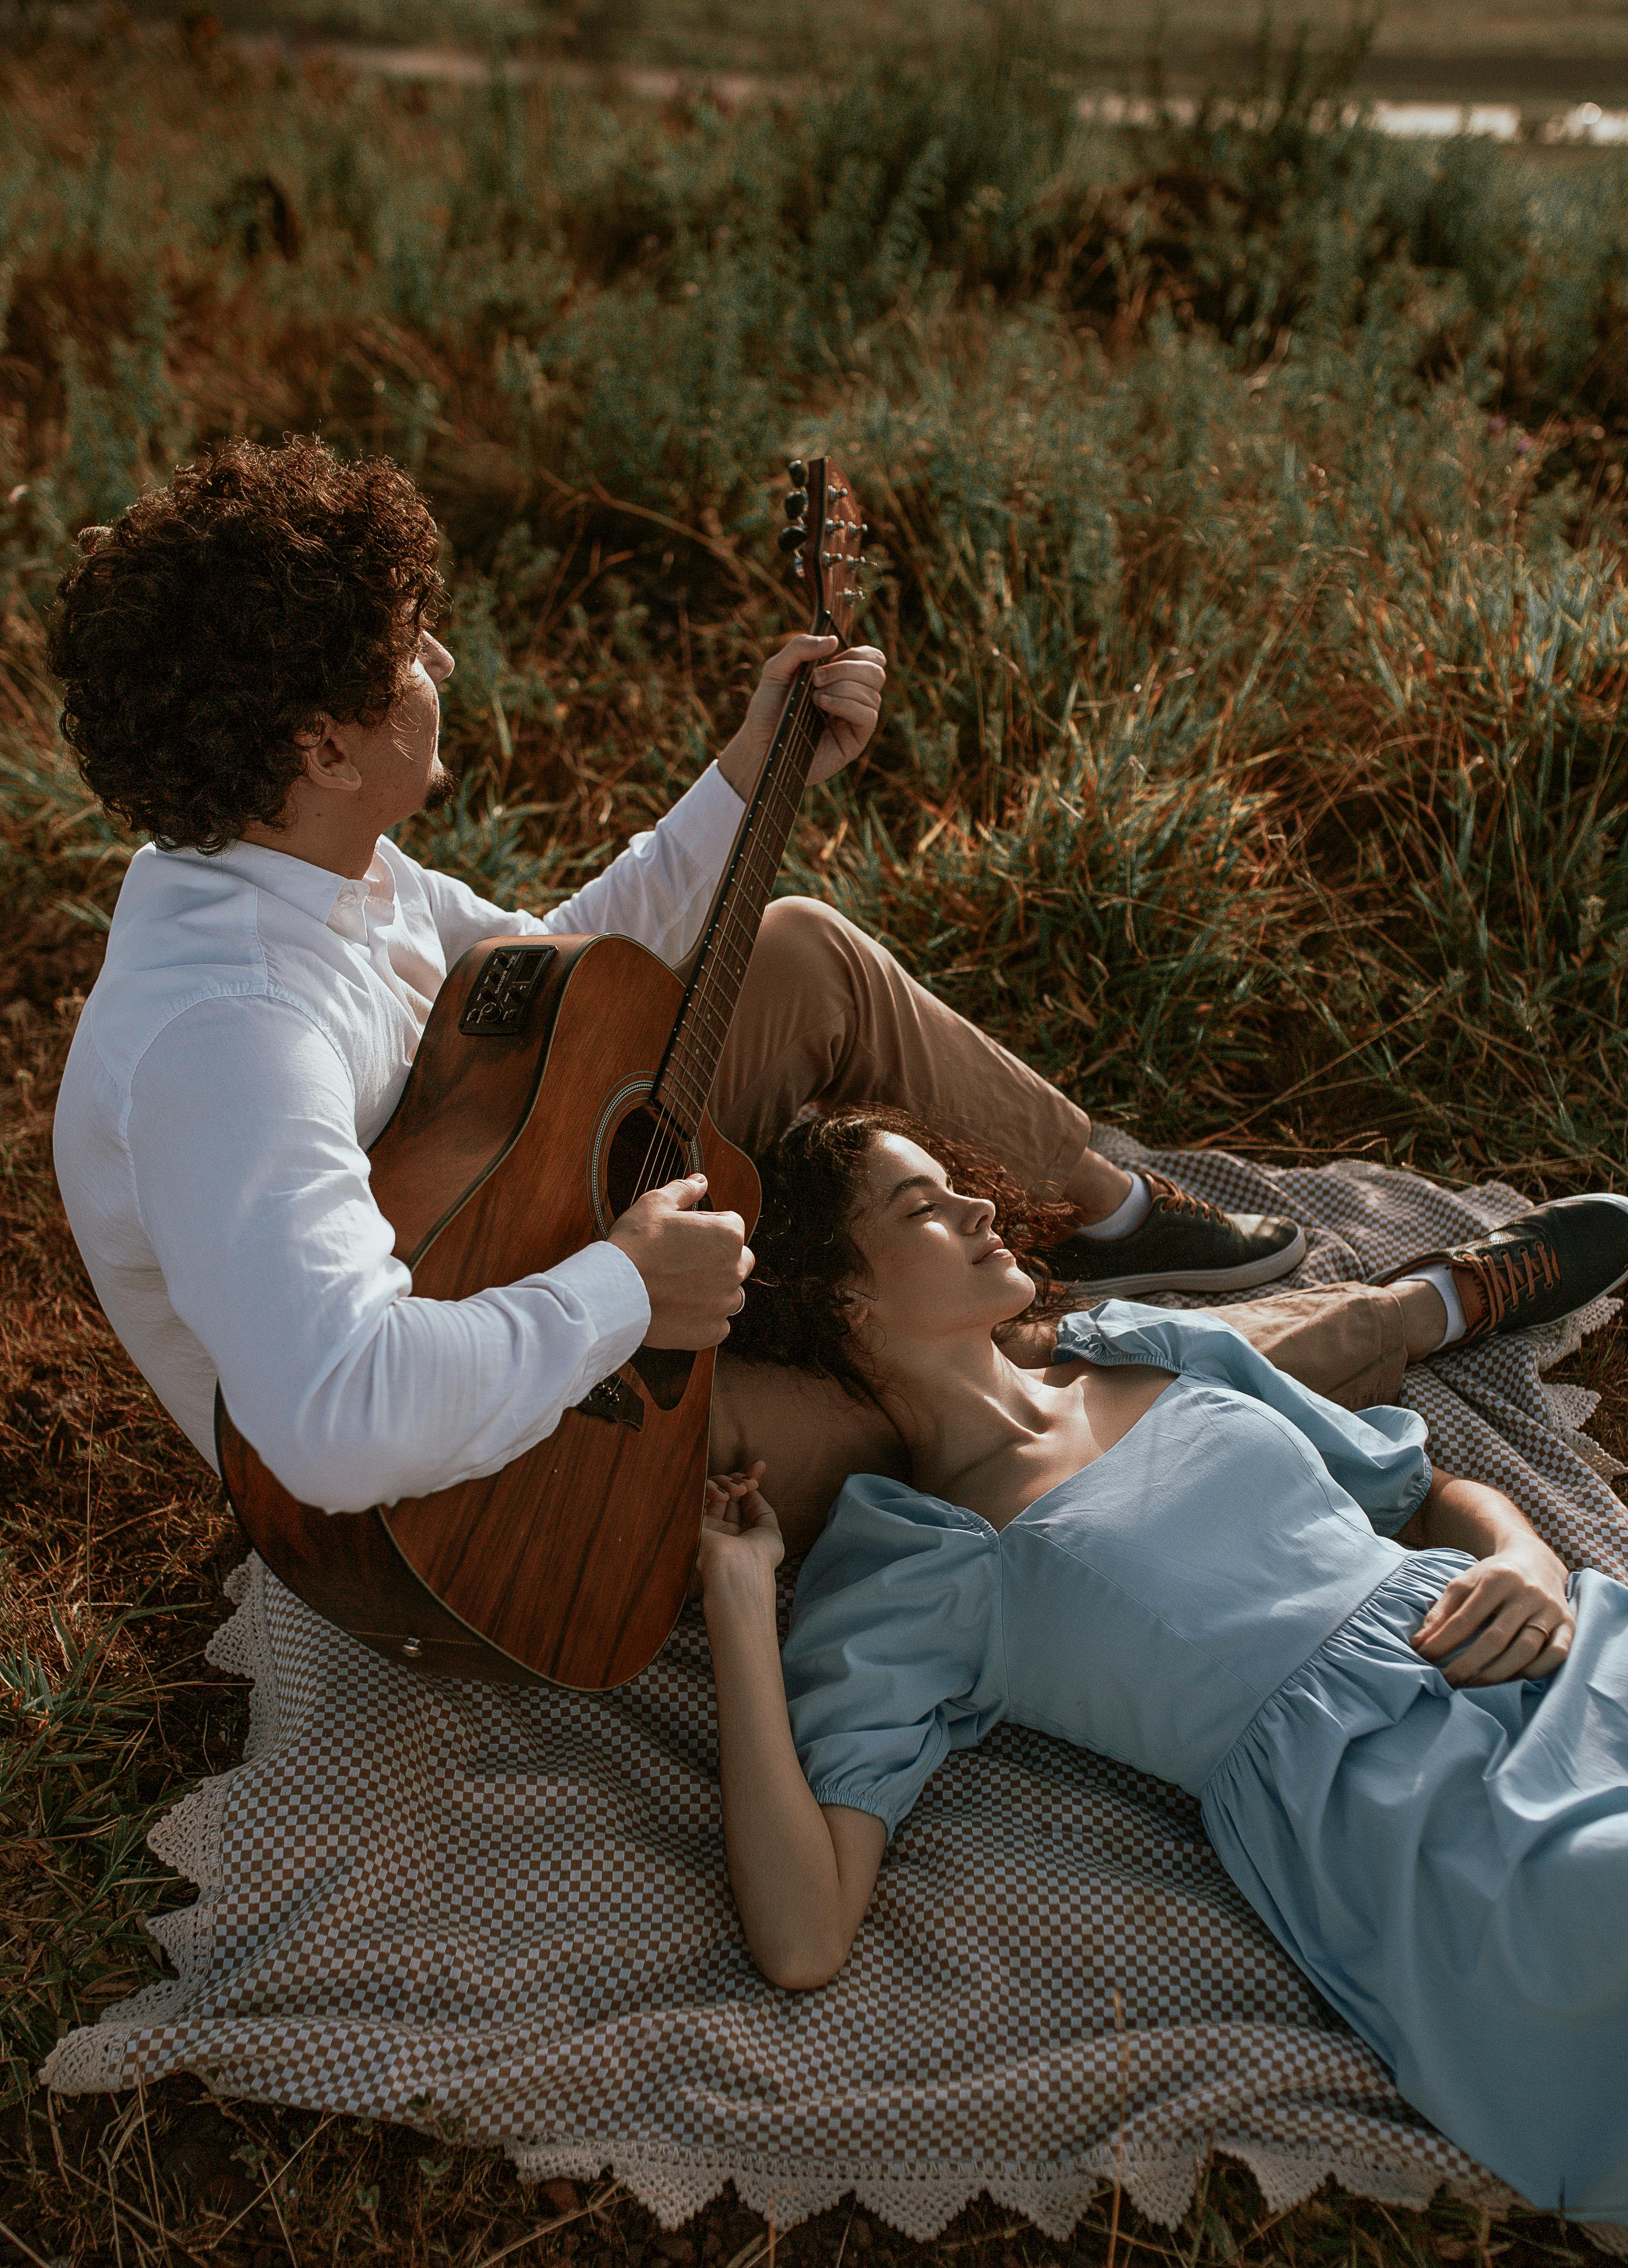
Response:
[707,898,1408,1548]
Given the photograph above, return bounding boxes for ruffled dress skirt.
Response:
[1201,1548,1628,2219]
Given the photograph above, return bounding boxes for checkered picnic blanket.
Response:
[42,1143,1628,2247]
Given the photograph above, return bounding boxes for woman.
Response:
[698,1108,1628,2223]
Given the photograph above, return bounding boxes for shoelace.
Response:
[1146,1172,1229,1228]
[1457,1234,1562,1333]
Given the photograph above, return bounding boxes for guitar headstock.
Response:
[778,455,865,642]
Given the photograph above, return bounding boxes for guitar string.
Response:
[663,672,827,1098]
[657,682,820,1127]
[626,661,828,1207]
[632,678,820,1192]
[627,731,799,1192]
[656,666,823,1118]
[625,501,859,1200]
[626,729,806,1200]
[614,483,859,1206]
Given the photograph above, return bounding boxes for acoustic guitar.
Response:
[215,458,865,1690]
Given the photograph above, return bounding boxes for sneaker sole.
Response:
[1060,1224,1307,1299]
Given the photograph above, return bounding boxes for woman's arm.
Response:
[699,1470,886,1989]
[1400,1468,1575,1686]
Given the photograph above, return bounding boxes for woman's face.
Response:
[844,1133,1038,1353]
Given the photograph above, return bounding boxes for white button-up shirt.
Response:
[53,764,746,1513]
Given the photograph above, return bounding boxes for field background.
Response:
[6,7,1628,2264]
[117,0,1628,99]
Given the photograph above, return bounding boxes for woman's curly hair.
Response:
[46,436,445,853]
[731,1105,1078,1404]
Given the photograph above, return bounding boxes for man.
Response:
[47,438,1628,1549]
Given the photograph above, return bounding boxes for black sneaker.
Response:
[1038,1168,1306,1296]
[1383,1192,1628,1344]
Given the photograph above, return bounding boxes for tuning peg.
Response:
[787,458,806,487]
[784,490,807,520]
[777,522,806,554]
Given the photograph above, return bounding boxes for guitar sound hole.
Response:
[604,1105,699,1412]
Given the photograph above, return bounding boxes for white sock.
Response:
[1396,1261,1467,1349]
[1076,1172,1154,1242]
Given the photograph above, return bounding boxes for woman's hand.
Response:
[716,637,887,799]
[1411,1520,1575,1687]
[698,1462,784,1595]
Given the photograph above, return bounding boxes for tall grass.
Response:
[6,21,1628,1166]
[4,19,1628,2263]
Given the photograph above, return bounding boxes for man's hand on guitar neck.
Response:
[717,635,888,799]
[608,1173,755,1350]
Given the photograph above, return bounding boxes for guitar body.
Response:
[217,931,759,1691]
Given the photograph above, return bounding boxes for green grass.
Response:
[5,16,1628,2264]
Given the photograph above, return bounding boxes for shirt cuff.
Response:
[539,1239,652,1380]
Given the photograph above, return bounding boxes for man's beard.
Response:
[422,762,459,816]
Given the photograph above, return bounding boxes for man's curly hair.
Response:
[46,436,445,853]
[731,1106,1078,1405]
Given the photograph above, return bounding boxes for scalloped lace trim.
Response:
[500,2139,1517,2240]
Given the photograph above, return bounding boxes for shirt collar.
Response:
[163,839,396,939]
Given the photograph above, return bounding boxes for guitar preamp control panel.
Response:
[459,944,558,1037]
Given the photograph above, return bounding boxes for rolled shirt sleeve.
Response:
[129,996,652,1513]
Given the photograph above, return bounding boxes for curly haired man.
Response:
[47,437,1628,1550]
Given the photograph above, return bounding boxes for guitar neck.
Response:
[652,627,831,1138]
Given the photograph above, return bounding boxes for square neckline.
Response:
[832,1326,1194,1537]
[989,1364,1187,1533]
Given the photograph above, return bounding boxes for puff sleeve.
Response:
[780,1477,1008,1841]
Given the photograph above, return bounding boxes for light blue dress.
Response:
[780,1303,1628,2220]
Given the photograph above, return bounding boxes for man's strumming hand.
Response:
[717,635,887,800]
[608,1173,753,1350]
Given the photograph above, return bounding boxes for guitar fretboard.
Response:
[650,660,825,1146]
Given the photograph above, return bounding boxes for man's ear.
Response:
[293,716,363,795]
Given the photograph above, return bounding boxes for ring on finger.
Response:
[730,1287,747,1316]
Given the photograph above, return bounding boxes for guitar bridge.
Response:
[575,1371,645,1430]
